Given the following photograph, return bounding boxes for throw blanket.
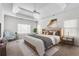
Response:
[28,34,53,50]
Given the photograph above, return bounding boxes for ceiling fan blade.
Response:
[33,10,40,14]
[19,7,33,13]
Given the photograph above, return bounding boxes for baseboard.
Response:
[74,44,79,47]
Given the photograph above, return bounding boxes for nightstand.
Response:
[62,36,74,45]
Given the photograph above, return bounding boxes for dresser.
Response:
[0,40,7,56]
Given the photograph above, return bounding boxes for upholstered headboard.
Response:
[42,27,63,37]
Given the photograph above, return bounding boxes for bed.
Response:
[24,28,61,56]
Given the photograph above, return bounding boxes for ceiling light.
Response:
[33,10,40,19]
[33,4,40,19]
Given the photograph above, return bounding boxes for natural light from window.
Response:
[17,24,31,34]
[64,19,77,37]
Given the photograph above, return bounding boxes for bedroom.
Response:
[0,3,79,56]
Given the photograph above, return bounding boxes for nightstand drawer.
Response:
[62,37,74,45]
[62,40,74,45]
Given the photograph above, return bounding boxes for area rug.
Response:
[18,39,60,56]
[6,39,60,56]
[6,40,23,56]
[45,46,60,56]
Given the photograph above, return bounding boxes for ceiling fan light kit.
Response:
[33,10,40,19]
[33,4,40,19]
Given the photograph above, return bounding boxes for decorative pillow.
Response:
[53,31,56,35]
[55,31,60,36]
[4,31,16,40]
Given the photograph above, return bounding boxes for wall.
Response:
[1,3,79,45]
[38,7,79,46]
[39,6,79,27]
[4,15,37,33]
[0,4,4,39]
[3,3,36,21]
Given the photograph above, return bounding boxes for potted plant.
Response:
[33,28,37,34]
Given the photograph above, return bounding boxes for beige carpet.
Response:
[45,46,59,56]
[6,40,23,56]
[7,39,79,56]
[54,45,79,56]
[6,39,59,56]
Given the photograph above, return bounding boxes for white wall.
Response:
[0,3,38,39]
[1,3,38,35]
[38,7,79,46]
[39,6,79,27]
[0,4,4,39]
[0,3,38,40]
[4,15,37,33]
[1,3,79,45]
[3,3,36,21]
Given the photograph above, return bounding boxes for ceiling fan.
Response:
[32,4,40,19]
[33,9,40,19]
[18,4,40,19]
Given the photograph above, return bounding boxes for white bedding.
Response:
[24,34,60,56]
[39,34,60,45]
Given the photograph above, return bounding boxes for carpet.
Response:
[6,39,60,56]
[45,46,59,56]
[6,40,23,56]
[53,45,79,56]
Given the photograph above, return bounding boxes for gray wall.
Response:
[4,15,37,33]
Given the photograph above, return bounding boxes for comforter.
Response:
[24,34,60,56]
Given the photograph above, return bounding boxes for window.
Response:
[37,25,42,34]
[17,24,31,34]
[64,20,77,37]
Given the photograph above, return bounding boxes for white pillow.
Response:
[53,31,56,35]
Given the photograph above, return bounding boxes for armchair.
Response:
[4,31,17,41]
